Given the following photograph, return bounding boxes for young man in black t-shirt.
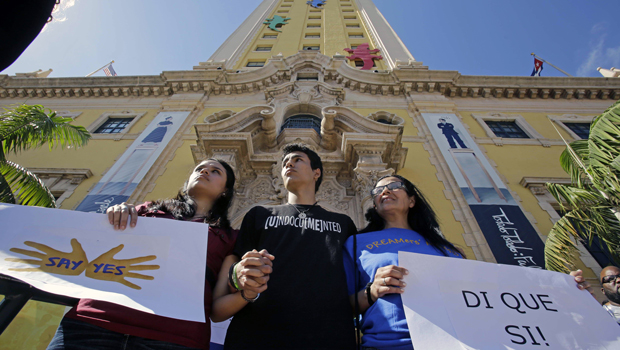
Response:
[224,144,357,349]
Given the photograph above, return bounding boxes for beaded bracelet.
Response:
[228,262,241,291]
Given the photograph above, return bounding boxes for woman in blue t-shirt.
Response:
[343,175,463,350]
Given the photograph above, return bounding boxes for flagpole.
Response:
[85,60,115,77]
[531,53,572,77]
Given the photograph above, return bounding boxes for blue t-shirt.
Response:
[343,228,462,350]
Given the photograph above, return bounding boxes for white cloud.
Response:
[577,36,604,76]
[577,23,620,76]
[41,0,79,33]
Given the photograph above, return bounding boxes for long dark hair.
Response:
[147,159,235,231]
[360,174,461,257]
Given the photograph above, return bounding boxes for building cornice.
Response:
[2,53,619,101]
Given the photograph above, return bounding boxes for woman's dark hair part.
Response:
[360,174,462,257]
[147,159,236,231]
[282,143,323,192]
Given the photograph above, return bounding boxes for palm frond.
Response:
[0,104,91,156]
[0,160,56,208]
[544,213,582,272]
[0,171,16,204]
[546,182,602,210]
[546,99,620,271]
[559,140,589,186]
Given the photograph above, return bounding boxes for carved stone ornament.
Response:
[291,83,320,105]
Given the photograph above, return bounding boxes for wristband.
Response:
[365,282,375,306]
[228,262,241,291]
[241,290,260,303]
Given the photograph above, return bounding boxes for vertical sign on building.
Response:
[422,113,545,268]
[76,111,191,213]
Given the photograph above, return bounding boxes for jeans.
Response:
[47,317,200,350]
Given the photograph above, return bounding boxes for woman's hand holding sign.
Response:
[370,265,408,301]
[7,238,88,276]
[85,244,160,290]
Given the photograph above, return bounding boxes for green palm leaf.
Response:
[545,99,620,272]
[0,104,90,160]
[0,104,91,208]
[0,160,56,208]
[0,171,16,204]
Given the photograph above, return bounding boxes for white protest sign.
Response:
[0,203,208,322]
[399,251,620,350]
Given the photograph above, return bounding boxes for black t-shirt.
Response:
[225,204,357,350]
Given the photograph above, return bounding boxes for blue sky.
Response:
[3,0,619,78]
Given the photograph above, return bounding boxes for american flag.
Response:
[103,64,117,77]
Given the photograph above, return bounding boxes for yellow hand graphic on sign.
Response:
[6,239,89,276]
[85,244,160,290]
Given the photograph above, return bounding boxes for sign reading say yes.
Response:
[0,203,208,323]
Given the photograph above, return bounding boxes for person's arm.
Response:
[211,250,274,322]
[211,255,253,322]
[349,265,407,314]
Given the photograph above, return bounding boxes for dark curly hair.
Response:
[147,159,235,232]
[360,174,462,257]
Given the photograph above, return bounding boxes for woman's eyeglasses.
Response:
[602,274,620,284]
[371,182,406,197]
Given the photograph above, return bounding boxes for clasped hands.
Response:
[233,249,275,299]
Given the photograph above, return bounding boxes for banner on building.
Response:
[399,251,620,350]
[422,113,545,268]
[76,111,191,213]
[0,203,208,323]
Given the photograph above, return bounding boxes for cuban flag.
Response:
[531,58,543,76]
[103,63,117,76]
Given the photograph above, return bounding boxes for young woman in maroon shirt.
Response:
[47,159,238,350]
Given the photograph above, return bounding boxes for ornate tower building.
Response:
[2,1,620,347]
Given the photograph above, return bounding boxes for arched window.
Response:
[281,114,321,133]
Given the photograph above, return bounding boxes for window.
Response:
[354,60,375,67]
[346,24,360,28]
[349,34,364,38]
[307,24,321,28]
[350,45,358,49]
[309,16,321,20]
[247,61,265,67]
[297,74,319,81]
[344,16,356,19]
[30,168,93,207]
[564,123,590,139]
[310,9,321,12]
[263,34,278,39]
[305,33,320,38]
[255,46,272,52]
[342,9,354,12]
[281,4,291,7]
[95,118,133,134]
[303,45,320,51]
[485,121,529,138]
[277,10,289,13]
[281,115,322,134]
